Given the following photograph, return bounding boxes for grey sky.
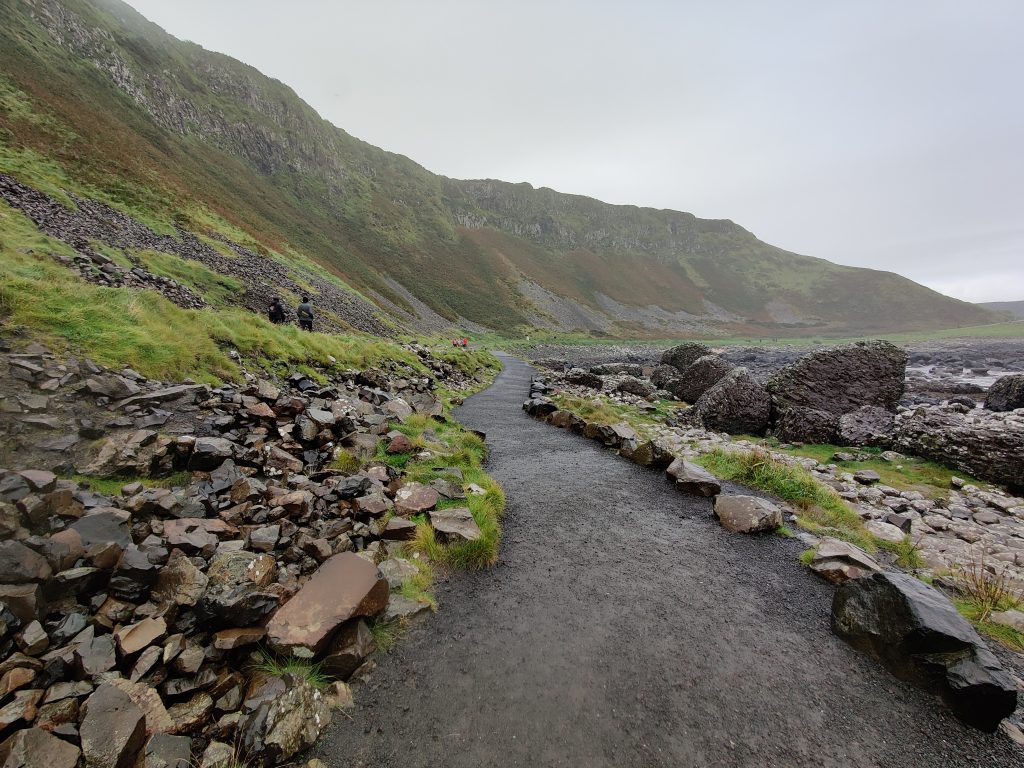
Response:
[126,0,1024,303]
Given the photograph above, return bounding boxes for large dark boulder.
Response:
[564,368,603,390]
[832,572,1016,732]
[767,341,907,416]
[680,367,771,435]
[985,374,1024,412]
[660,343,712,372]
[667,355,735,403]
[894,406,1024,491]
[773,406,838,444]
[590,363,643,377]
[650,364,682,390]
[615,376,655,398]
[837,406,895,447]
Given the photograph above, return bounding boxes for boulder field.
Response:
[0,339,494,766]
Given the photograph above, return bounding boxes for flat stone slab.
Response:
[666,458,721,497]
[713,495,782,534]
[266,552,388,655]
[429,507,482,542]
[810,537,883,584]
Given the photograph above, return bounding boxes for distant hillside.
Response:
[0,0,1003,336]
[979,301,1024,319]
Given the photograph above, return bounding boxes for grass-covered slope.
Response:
[0,0,1002,336]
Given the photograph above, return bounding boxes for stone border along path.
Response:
[313,354,1022,767]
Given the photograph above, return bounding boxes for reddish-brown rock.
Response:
[266,552,388,655]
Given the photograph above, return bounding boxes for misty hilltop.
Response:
[0,0,1001,337]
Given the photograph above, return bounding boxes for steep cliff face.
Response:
[0,0,1001,336]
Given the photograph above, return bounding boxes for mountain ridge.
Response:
[0,0,1001,336]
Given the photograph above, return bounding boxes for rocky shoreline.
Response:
[0,338,498,766]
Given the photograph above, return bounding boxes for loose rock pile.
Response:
[0,339,491,765]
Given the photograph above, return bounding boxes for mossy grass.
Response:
[798,547,817,566]
[696,447,878,552]
[955,598,1024,652]
[368,618,404,654]
[68,471,193,496]
[249,649,331,689]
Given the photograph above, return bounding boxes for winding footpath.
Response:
[315,355,1022,767]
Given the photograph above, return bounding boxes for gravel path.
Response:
[315,354,1022,767]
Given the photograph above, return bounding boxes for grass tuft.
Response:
[249,649,331,689]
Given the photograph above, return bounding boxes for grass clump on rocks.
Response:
[250,649,331,690]
[697,447,877,552]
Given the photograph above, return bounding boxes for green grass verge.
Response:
[250,649,331,689]
[955,598,1024,652]
[68,471,193,495]
[697,447,878,552]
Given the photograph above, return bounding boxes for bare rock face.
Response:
[894,406,1024,491]
[679,368,771,436]
[238,673,331,767]
[266,552,388,655]
[79,683,147,768]
[773,406,838,444]
[713,495,782,533]
[667,355,734,403]
[832,572,1017,732]
[985,373,1024,412]
[660,343,712,373]
[837,406,895,447]
[767,340,907,416]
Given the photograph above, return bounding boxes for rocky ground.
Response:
[0,336,497,766]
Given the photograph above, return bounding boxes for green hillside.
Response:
[0,0,1001,337]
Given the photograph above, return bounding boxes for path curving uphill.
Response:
[315,354,1021,767]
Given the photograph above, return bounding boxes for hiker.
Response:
[296,296,314,331]
[268,297,286,324]
[462,337,468,348]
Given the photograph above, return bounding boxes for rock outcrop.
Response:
[666,355,735,403]
[985,374,1024,412]
[660,343,712,373]
[677,368,771,435]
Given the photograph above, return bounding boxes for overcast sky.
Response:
[126,0,1024,303]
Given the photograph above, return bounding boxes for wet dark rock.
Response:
[80,683,147,768]
[660,343,712,372]
[666,355,734,403]
[985,373,1024,412]
[832,572,1016,732]
[666,459,721,497]
[0,541,53,584]
[773,406,838,444]
[564,369,602,390]
[677,368,771,435]
[837,406,895,448]
[238,673,331,767]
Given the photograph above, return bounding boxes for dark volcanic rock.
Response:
[985,373,1024,412]
[660,343,712,373]
[666,459,721,497]
[894,406,1024,490]
[667,355,734,403]
[679,367,770,435]
[767,340,907,416]
[837,406,895,448]
[832,572,1016,732]
[773,406,838,444]
[238,673,331,767]
[80,683,147,768]
[564,369,603,390]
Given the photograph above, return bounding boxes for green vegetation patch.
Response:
[250,649,331,689]
[135,249,244,307]
[697,448,877,552]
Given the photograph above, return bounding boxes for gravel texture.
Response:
[314,354,1023,767]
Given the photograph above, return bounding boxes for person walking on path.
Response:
[297,296,314,331]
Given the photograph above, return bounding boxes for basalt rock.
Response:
[767,340,907,416]
[832,572,1016,731]
[773,406,838,444]
[666,458,721,497]
[678,367,770,435]
[238,673,331,767]
[837,406,895,448]
[660,343,712,373]
[667,355,734,403]
[713,495,781,533]
[985,373,1024,412]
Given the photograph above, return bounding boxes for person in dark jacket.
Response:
[297,296,314,331]
[268,297,286,324]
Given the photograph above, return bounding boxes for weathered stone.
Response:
[207,551,276,589]
[863,520,906,543]
[394,483,439,516]
[381,517,417,541]
[15,620,48,655]
[991,609,1024,633]
[376,558,419,589]
[667,355,734,403]
[143,733,192,768]
[214,627,267,650]
[615,376,655,398]
[152,549,209,607]
[75,634,116,676]
[832,572,1016,731]
[196,584,278,630]
[773,406,838,444]
[166,693,213,732]
[767,340,907,416]
[660,342,712,373]
[187,437,238,471]
[712,495,782,534]
[0,541,52,584]
[383,594,432,621]
[114,616,167,656]
[386,434,413,454]
[666,458,721,497]
[837,406,896,447]
[238,674,331,767]
[0,727,80,768]
[429,507,482,542]
[80,683,147,768]
[266,552,388,655]
[107,677,174,736]
[853,469,881,485]
[0,689,42,730]
[83,374,141,400]
[564,368,603,389]
[321,620,375,680]
[200,740,234,768]
[985,373,1024,412]
[809,537,883,583]
[680,367,771,435]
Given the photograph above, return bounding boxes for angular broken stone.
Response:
[381,517,417,541]
[394,483,439,516]
[0,540,53,584]
[376,558,419,589]
[207,550,276,589]
[712,495,782,534]
[114,616,167,656]
[321,620,376,680]
[666,458,721,497]
[80,683,147,768]
[809,537,883,584]
[428,507,482,542]
[213,627,267,650]
[152,549,209,607]
[0,727,80,768]
[266,552,388,655]
[143,733,192,768]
